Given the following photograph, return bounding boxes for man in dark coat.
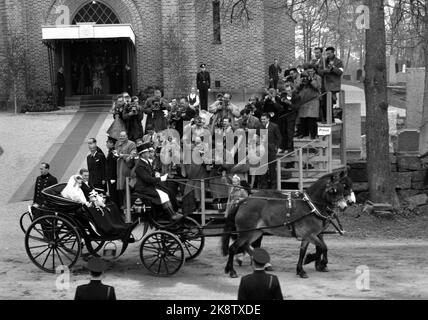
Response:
[318,47,344,121]
[196,63,211,110]
[87,138,106,192]
[260,113,282,189]
[238,248,283,300]
[106,137,119,205]
[133,143,183,221]
[143,90,169,133]
[122,97,144,141]
[56,66,66,107]
[268,59,282,90]
[33,162,58,206]
[74,258,116,300]
[262,88,283,125]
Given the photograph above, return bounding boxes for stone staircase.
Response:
[65,95,114,110]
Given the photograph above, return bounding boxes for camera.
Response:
[153,101,161,110]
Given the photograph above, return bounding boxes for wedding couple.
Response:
[61,175,104,207]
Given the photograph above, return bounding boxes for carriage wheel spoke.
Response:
[157,258,162,274]
[28,236,50,243]
[52,246,56,270]
[162,258,169,274]
[42,248,53,267]
[33,246,50,260]
[29,244,50,250]
[54,247,65,266]
[33,226,48,239]
[147,256,161,271]
[57,230,73,242]
[56,246,74,263]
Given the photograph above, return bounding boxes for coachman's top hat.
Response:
[137,142,152,155]
[252,248,270,265]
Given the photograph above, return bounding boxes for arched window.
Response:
[72,2,120,24]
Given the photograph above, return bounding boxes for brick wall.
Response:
[4,0,296,97]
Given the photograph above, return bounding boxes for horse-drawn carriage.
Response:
[20,171,354,278]
[20,183,205,276]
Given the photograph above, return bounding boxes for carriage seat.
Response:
[41,183,83,211]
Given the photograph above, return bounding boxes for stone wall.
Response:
[349,155,428,205]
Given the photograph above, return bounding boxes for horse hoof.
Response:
[316,266,329,272]
[230,271,238,278]
[265,266,274,272]
[304,253,316,265]
[297,271,308,279]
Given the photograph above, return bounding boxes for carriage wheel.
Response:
[20,211,33,234]
[25,215,82,273]
[139,231,184,276]
[178,217,205,261]
[83,240,106,257]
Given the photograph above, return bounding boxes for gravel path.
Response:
[1,112,428,300]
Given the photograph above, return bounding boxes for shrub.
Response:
[21,89,58,113]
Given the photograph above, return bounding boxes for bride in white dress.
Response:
[61,175,89,205]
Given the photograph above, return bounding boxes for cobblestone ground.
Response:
[1,113,428,300]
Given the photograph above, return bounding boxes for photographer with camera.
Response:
[317,47,344,122]
[208,93,241,133]
[122,96,144,142]
[143,89,169,133]
[262,88,283,125]
[294,63,322,140]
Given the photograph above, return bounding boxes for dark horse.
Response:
[221,173,348,278]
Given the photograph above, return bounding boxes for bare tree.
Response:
[363,0,399,206]
[0,29,29,114]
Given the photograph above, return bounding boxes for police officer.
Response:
[33,162,58,207]
[196,63,211,110]
[74,258,116,300]
[237,248,284,300]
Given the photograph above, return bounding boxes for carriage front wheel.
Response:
[139,231,184,276]
[20,211,33,234]
[178,217,205,261]
[25,215,82,273]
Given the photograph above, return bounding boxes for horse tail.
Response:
[221,203,240,256]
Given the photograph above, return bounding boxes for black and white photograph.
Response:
[1,0,428,307]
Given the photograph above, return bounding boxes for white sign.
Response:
[318,126,332,136]
[79,24,95,38]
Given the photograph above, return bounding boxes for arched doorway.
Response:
[58,1,136,96]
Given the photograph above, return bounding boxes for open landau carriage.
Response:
[20,183,205,276]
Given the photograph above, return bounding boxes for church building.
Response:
[0,0,295,100]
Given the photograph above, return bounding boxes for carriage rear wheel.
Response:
[20,211,33,234]
[177,217,205,261]
[25,215,82,273]
[82,240,106,257]
[139,231,184,276]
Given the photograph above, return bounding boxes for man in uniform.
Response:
[33,163,58,207]
[237,248,283,300]
[196,63,211,110]
[74,258,116,300]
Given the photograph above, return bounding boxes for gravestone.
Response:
[397,129,420,154]
[344,103,362,160]
[387,55,397,84]
[405,68,425,129]
[357,69,363,81]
